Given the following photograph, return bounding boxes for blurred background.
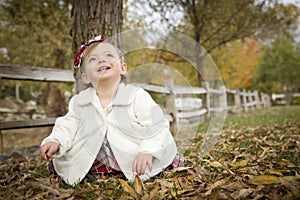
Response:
[1,0,299,112]
[0,0,299,153]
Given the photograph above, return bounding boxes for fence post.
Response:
[242,89,248,112]
[267,94,272,107]
[234,89,241,113]
[202,82,210,119]
[164,80,177,135]
[219,86,227,112]
[261,93,267,107]
[262,93,271,107]
[0,130,3,154]
[250,91,255,111]
[254,91,261,109]
[15,81,20,101]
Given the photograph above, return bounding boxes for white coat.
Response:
[41,83,178,186]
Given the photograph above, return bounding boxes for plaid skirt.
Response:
[48,152,184,175]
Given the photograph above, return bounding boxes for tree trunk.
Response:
[71,0,123,93]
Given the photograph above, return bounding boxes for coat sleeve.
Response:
[133,89,176,160]
[41,96,80,157]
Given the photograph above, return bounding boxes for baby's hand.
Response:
[132,152,153,176]
[40,141,59,160]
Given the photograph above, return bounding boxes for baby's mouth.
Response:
[97,66,111,72]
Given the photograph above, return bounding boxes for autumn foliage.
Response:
[0,107,299,199]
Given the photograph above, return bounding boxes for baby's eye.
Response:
[87,56,97,63]
[106,53,114,58]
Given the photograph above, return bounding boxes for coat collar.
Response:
[77,83,139,106]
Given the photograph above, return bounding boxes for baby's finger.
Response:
[147,160,153,172]
[132,159,137,173]
[40,146,48,160]
[136,159,142,175]
[140,159,148,175]
[46,146,56,159]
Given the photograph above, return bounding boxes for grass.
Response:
[196,105,300,133]
[224,105,300,128]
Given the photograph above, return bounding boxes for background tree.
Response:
[253,37,300,105]
[71,0,123,93]
[212,39,262,89]
[180,0,300,86]
[0,0,73,117]
[128,0,300,87]
[0,0,72,67]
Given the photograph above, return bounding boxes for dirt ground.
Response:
[1,127,52,154]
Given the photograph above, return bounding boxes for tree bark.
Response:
[71,0,123,93]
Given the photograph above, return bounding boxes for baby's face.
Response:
[81,43,127,87]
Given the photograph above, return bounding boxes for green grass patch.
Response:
[197,106,300,132]
[224,105,300,128]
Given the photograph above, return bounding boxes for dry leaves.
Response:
[0,123,299,199]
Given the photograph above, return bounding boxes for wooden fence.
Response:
[132,81,271,125]
[0,64,271,152]
[271,93,300,105]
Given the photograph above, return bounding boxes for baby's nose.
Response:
[98,56,106,63]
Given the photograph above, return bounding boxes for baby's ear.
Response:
[120,63,127,75]
[81,72,90,84]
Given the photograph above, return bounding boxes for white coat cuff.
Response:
[138,140,163,160]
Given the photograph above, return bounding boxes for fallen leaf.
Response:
[157,188,169,197]
[279,176,299,192]
[134,175,144,196]
[203,179,228,197]
[210,161,224,168]
[277,159,296,168]
[105,190,113,195]
[147,187,159,200]
[281,189,300,200]
[257,147,270,162]
[158,179,173,188]
[238,188,253,199]
[118,178,138,198]
[249,175,281,185]
[282,140,297,151]
[230,160,248,170]
[171,166,192,172]
[269,169,284,176]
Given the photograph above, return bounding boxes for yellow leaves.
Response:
[1,122,299,199]
[269,169,286,176]
[171,166,192,172]
[133,175,144,196]
[210,161,224,169]
[212,38,262,89]
[249,175,282,185]
[118,174,196,199]
[249,175,299,185]
[118,178,139,199]
[230,160,248,170]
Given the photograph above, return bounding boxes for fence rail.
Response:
[132,82,271,125]
[271,93,300,105]
[0,64,272,152]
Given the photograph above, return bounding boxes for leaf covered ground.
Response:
[0,106,300,199]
